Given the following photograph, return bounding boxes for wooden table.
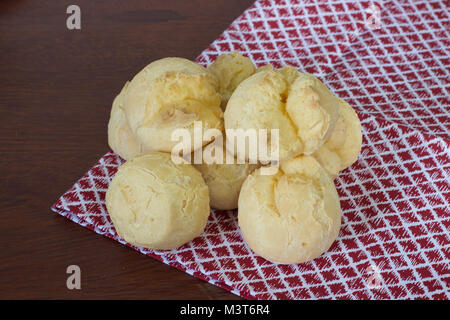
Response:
[0,0,254,299]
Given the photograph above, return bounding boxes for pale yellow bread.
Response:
[105,152,210,250]
[224,68,302,162]
[124,57,223,153]
[207,51,256,110]
[107,81,145,160]
[313,98,362,178]
[238,155,341,264]
[225,68,338,162]
[256,64,299,86]
[194,137,259,210]
[286,73,339,154]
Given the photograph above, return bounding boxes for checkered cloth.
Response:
[52,0,449,299]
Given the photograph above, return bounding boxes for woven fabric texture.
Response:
[52,0,449,299]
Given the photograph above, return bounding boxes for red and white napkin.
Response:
[52,0,449,299]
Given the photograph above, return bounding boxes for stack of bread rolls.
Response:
[106,52,362,264]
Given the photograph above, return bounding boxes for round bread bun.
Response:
[194,137,259,210]
[207,51,256,110]
[123,57,223,153]
[105,152,210,250]
[313,98,362,178]
[238,155,341,264]
[107,81,144,160]
[224,68,338,162]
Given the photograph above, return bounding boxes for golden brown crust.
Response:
[286,73,339,155]
[194,137,259,210]
[207,51,256,110]
[238,156,341,264]
[105,152,210,250]
[107,81,144,160]
[124,57,223,153]
[225,67,338,162]
[313,98,362,178]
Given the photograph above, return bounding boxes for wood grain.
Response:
[0,0,254,299]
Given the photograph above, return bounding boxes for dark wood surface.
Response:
[0,0,254,299]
